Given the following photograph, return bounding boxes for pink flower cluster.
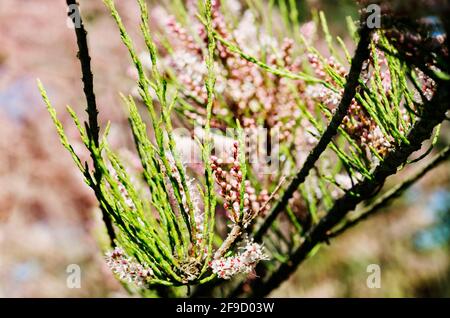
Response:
[105,247,153,287]
[210,142,270,225]
[305,51,396,158]
[109,166,135,210]
[416,68,436,101]
[210,238,269,279]
[167,16,203,56]
[149,1,305,146]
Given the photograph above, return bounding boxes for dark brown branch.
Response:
[233,79,450,297]
[329,145,450,238]
[66,0,116,246]
[194,13,373,301]
[253,23,372,242]
[67,0,99,145]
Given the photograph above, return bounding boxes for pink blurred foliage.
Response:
[0,0,146,297]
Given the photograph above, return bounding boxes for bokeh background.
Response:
[0,0,449,297]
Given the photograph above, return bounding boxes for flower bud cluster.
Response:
[210,142,270,224]
[210,238,269,279]
[105,247,153,287]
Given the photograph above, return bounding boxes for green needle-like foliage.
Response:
[41,0,449,297]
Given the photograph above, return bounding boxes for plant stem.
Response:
[329,145,450,238]
[213,225,241,259]
[253,23,372,242]
[234,78,450,297]
[66,0,116,246]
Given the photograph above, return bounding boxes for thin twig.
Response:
[329,145,450,238]
[66,0,116,246]
[255,176,287,219]
[213,225,242,259]
[253,23,373,242]
[66,0,99,145]
[233,76,450,297]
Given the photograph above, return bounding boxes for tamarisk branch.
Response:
[235,75,450,297]
[65,0,116,246]
[254,22,373,242]
[329,145,450,238]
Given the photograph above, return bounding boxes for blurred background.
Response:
[0,0,449,297]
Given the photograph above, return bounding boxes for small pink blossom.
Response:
[105,247,153,287]
[210,238,269,279]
